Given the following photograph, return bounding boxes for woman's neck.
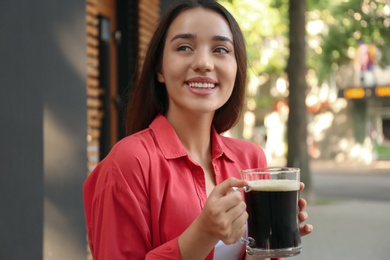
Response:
[167,109,217,196]
[166,109,214,164]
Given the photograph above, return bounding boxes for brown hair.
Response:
[125,0,247,135]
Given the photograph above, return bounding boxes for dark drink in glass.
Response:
[241,168,302,258]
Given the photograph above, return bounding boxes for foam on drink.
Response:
[248,179,300,192]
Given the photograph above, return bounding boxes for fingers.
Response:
[299,198,307,210]
[210,178,247,211]
[223,206,248,244]
[299,211,308,223]
[212,177,248,197]
[298,198,308,223]
[300,224,313,237]
[202,178,248,244]
[300,182,305,191]
[297,197,313,237]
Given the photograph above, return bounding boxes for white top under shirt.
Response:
[213,240,244,260]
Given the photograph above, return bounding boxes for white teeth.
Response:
[188,82,215,89]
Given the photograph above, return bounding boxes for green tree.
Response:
[285,0,312,198]
[314,0,390,83]
[218,0,287,76]
[220,0,314,198]
[219,0,390,200]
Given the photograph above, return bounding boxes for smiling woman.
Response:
[125,1,248,136]
[157,7,237,118]
[82,1,312,260]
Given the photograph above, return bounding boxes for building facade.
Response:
[0,0,182,259]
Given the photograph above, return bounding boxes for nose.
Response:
[192,49,214,72]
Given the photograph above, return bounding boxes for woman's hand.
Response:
[178,178,248,259]
[198,177,248,245]
[298,182,313,237]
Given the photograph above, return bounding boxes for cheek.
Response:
[226,61,238,86]
[162,57,183,81]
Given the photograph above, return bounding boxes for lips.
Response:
[187,82,216,89]
[185,77,218,95]
[185,77,218,89]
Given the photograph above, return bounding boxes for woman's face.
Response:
[158,8,237,116]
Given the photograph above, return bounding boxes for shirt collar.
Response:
[210,127,235,162]
[149,114,235,162]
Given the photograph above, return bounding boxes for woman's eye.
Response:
[214,47,229,54]
[176,45,192,52]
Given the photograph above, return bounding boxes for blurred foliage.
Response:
[219,0,288,76]
[375,143,390,159]
[314,0,390,83]
[219,0,390,85]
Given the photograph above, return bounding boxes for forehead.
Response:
[166,8,233,40]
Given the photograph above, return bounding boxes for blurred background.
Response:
[1,0,389,259]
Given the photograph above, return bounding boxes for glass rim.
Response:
[241,167,300,174]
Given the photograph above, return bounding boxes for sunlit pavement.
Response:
[295,199,390,260]
[294,159,390,260]
[268,157,390,171]
[310,159,390,172]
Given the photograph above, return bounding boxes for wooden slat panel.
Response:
[87,109,104,120]
[139,30,154,44]
[87,98,103,108]
[87,86,102,97]
[86,0,101,165]
[139,18,158,32]
[87,77,99,88]
[87,26,99,37]
[139,6,159,22]
[138,0,160,70]
[87,110,104,119]
[86,0,103,162]
[88,128,101,139]
[87,46,99,57]
[87,66,99,77]
[88,139,99,147]
[86,3,98,16]
[87,150,99,159]
[139,0,159,13]
[86,15,98,26]
[87,35,99,47]
[87,56,99,67]
[88,118,102,128]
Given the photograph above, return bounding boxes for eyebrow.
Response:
[170,33,233,44]
[212,35,233,45]
[171,33,196,42]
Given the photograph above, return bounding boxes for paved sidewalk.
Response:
[294,160,390,259]
[294,199,390,260]
[310,159,390,172]
[269,158,390,172]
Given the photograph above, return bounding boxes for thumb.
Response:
[213,177,248,197]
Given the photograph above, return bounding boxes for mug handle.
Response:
[231,185,251,193]
[240,237,255,246]
[232,185,254,246]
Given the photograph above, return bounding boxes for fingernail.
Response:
[307,225,313,232]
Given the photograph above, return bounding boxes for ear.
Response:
[157,72,165,83]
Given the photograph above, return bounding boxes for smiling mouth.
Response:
[187,82,216,89]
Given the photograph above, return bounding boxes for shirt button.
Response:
[214,165,219,171]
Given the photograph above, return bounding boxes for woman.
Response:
[83,1,312,259]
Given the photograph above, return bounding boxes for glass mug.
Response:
[240,167,302,258]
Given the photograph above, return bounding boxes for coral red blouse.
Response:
[83,114,267,259]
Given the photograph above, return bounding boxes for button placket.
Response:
[191,162,207,207]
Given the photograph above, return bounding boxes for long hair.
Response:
[125,0,247,135]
